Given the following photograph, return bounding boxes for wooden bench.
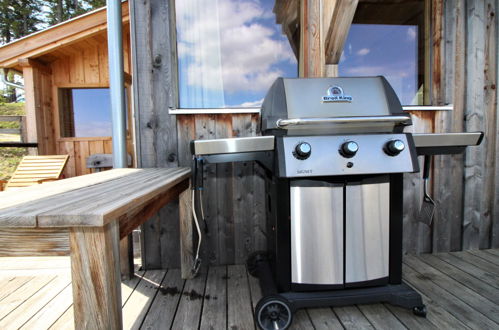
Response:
[0,168,193,329]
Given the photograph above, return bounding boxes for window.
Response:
[339,0,425,105]
[59,88,127,138]
[175,0,297,108]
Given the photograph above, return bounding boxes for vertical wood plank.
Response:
[463,0,487,250]
[69,220,122,329]
[216,114,235,265]
[299,0,323,77]
[82,44,100,84]
[119,235,134,280]
[227,265,254,329]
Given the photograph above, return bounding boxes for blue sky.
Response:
[72,89,112,137]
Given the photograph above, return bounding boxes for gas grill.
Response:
[190,77,483,330]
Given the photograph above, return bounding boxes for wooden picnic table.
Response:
[0,167,193,329]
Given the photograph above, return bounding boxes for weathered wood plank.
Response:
[418,253,499,304]
[0,275,56,320]
[69,221,122,330]
[21,284,73,330]
[384,303,439,330]
[171,268,207,329]
[325,0,359,64]
[307,307,343,330]
[299,0,323,77]
[0,228,69,257]
[140,269,184,329]
[334,305,374,329]
[227,265,254,329]
[437,252,499,289]
[469,249,499,266]
[403,261,499,327]
[122,269,167,330]
[357,304,406,329]
[0,277,34,302]
[289,310,314,330]
[199,266,227,329]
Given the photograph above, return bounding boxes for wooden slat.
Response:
[357,304,407,329]
[140,269,183,329]
[437,252,499,289]
[122,269,166,329]
[290,310,315,329]
[403,260,499,327]
[418,254,499,304]
[199,266,227,329]
[334,305,374,329]
[171,268,207,329]
[227,265,254,329]
[307,308,343,329]
[0,277,35,301]
[179,179,193,279]
[468,249,499,266]
[0,228,68,256]
[0,275,56,320]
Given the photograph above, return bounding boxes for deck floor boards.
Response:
[0,249,498,329]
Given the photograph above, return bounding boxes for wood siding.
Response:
[132,0,499,269]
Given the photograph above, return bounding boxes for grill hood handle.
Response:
[275,115,412,128]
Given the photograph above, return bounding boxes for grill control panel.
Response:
[278,134,417,177]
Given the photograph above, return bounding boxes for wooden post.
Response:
[69,221,122,329]
[119,234,134,280]
[179,180,193,279]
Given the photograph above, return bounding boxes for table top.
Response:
[0,168,190,228]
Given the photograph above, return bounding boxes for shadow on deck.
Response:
[0,249,498,329]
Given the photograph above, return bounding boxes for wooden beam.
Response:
[325,0,359,64]
[0,2,129,68]
[299,0,323,77]
[179,180,193,279]
[18,58,52,74]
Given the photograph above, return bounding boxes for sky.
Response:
[72,89,113,137]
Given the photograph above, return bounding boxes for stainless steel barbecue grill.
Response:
[190,77,483,330]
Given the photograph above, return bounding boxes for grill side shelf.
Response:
[413,132,484,155]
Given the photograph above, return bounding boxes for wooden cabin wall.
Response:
[403,0,499,254]
[49,29,133,178]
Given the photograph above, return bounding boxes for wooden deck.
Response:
[0,249,498,329]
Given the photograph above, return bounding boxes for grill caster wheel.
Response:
[246,251,268,277]
[255,296,293,330]
[413,305,427,317]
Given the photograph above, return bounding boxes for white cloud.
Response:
[176,0,296,94]
[356,48,370,56]
[235,98,264,107]
[407,27,417,40]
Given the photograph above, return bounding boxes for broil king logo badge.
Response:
[322,85,353,103]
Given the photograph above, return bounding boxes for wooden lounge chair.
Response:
[0,155,69,191]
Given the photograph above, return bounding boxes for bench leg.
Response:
[69,221,123,329]
[179,181,194,279]
[120,234,134,280]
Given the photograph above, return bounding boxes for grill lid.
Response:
[260,77,411,135]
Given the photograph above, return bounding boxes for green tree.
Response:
[44,0,106,25]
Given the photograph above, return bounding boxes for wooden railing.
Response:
[0,115,26,142]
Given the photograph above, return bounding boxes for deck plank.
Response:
[247,270,262,311]
[307,307,343,329]
[0,277,34,301]
[141,269,184,329]
[403,263,498,329]
[436,252,499,289]
[199,266,227,330]
[48,306,73,330]
[334,305,374,329]
[383,304,439,330]
[0,275,70,328]
[0,275,56,319]
[405,256,499,324]
[419,254,499,304]
[468,249,499,266]
[227,265,254,330]
[289,310,314,329]
[171,268,207,329]
[20,284,73,330]
[357,304,407,329]
[122,269,166,330]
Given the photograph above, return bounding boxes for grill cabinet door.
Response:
[345,178,390,284]
[290,182,344,285]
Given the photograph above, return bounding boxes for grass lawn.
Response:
[0,103,27,181]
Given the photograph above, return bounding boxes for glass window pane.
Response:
[339,0,424,105]
[176,0,297,108]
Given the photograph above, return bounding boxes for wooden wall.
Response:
[403,0,499,253]
[46,29,133,178]
[131,0,499,269]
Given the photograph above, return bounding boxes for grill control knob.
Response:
[294,142,312,159]
[385,140,405,156]
[340,141,359,157]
